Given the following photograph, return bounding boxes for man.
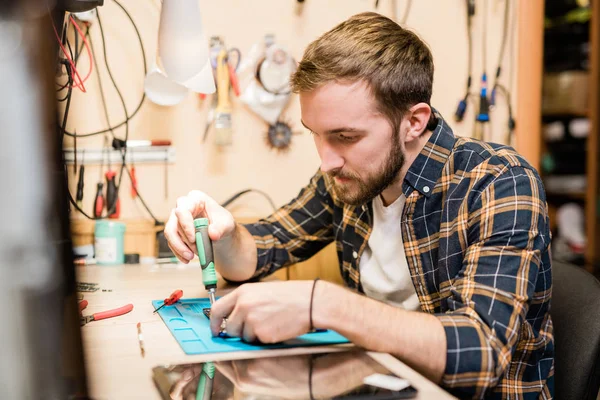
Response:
[165,12,554,399]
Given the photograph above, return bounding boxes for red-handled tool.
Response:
[80,303,134,326]
[228,63,240,97]
[153,289,183,313]
[78,300,88,313]
[130,166,138,199]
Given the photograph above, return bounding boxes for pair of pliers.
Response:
[79,300,134,326]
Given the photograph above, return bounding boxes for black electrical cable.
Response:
[465,0,474,98]
[495,83,515,139]
[57,23,90,93]
[88,27,116,142]
[57,23,76,95]
[59,64,74,152]
[491,0,515,141]
[481,0,488,77]
[63,0,147,138]
[95,11,162,225]
[58,11,161,224]
[125,166,163,225]
[494,0,510,82]
[220,189,278,213]
[62,12,127,220]
[64,24,162,225]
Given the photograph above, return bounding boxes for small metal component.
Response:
[202,308,211,319]
[208,289,216,305]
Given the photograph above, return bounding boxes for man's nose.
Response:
[318,142,344,174]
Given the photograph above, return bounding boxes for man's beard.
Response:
[329,135,405,206]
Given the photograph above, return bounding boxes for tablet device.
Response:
[153,349,418,399]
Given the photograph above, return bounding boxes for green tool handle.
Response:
[196,362,215,400]
[195,224,217,288]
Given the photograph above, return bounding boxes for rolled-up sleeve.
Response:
[243,171,335,280]
[436,165,551,398]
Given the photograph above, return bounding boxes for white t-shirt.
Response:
[359,194,421,311]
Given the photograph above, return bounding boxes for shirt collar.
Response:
[402,109,456,198]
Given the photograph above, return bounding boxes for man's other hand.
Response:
[209,281,314,343]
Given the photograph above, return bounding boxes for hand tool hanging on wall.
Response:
[238,34,298,151]
[105,170,120,218]
[265,119,299,152]
[130,149,138,199]
[94,141,109,218]
[214,48,233,146]
[76,150,85,208]
[203,37,241,145]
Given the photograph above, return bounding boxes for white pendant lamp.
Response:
[144,0,215,106]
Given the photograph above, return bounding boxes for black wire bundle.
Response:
[59,1,279,227]
[59,0,162,225]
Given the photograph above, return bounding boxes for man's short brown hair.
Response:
[291,12,434,133]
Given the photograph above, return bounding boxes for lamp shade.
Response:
[144,0,215,105]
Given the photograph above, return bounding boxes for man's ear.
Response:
[405,103,432,143]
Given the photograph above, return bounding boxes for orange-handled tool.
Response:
[153,289,183,313]
[78,300,88,313]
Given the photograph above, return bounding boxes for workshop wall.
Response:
[64,0,517,222]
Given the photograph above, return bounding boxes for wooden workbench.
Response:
[77,264,455,399]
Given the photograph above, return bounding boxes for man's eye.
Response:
[338,134,355,142]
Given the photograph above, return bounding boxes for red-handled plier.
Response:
[80,302,134,326]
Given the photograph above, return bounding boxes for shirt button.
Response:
[423,186,430,193]
[352,251,358,259]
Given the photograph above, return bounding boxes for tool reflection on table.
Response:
[79,302,134,326]
[196,362,215,400]
[137,322,145,358]
[153,289,184,313]
[194,218,217,305]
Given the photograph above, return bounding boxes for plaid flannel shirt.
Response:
[244,114,554,399]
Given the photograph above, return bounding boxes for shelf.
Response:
[63,146,176,165]
[546,191,587,200]
[542,111,589,119]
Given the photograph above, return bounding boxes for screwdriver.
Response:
[196,362,215,400]
[153,289,183,313]
[194,218,217,305]
[76,158,85,209]
[105,170,120,219]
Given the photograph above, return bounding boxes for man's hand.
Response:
[209,281,313,343]
[168,365,202,400]
[215,356,310,398]
[215,352,387,399]
[164,190,235,263]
